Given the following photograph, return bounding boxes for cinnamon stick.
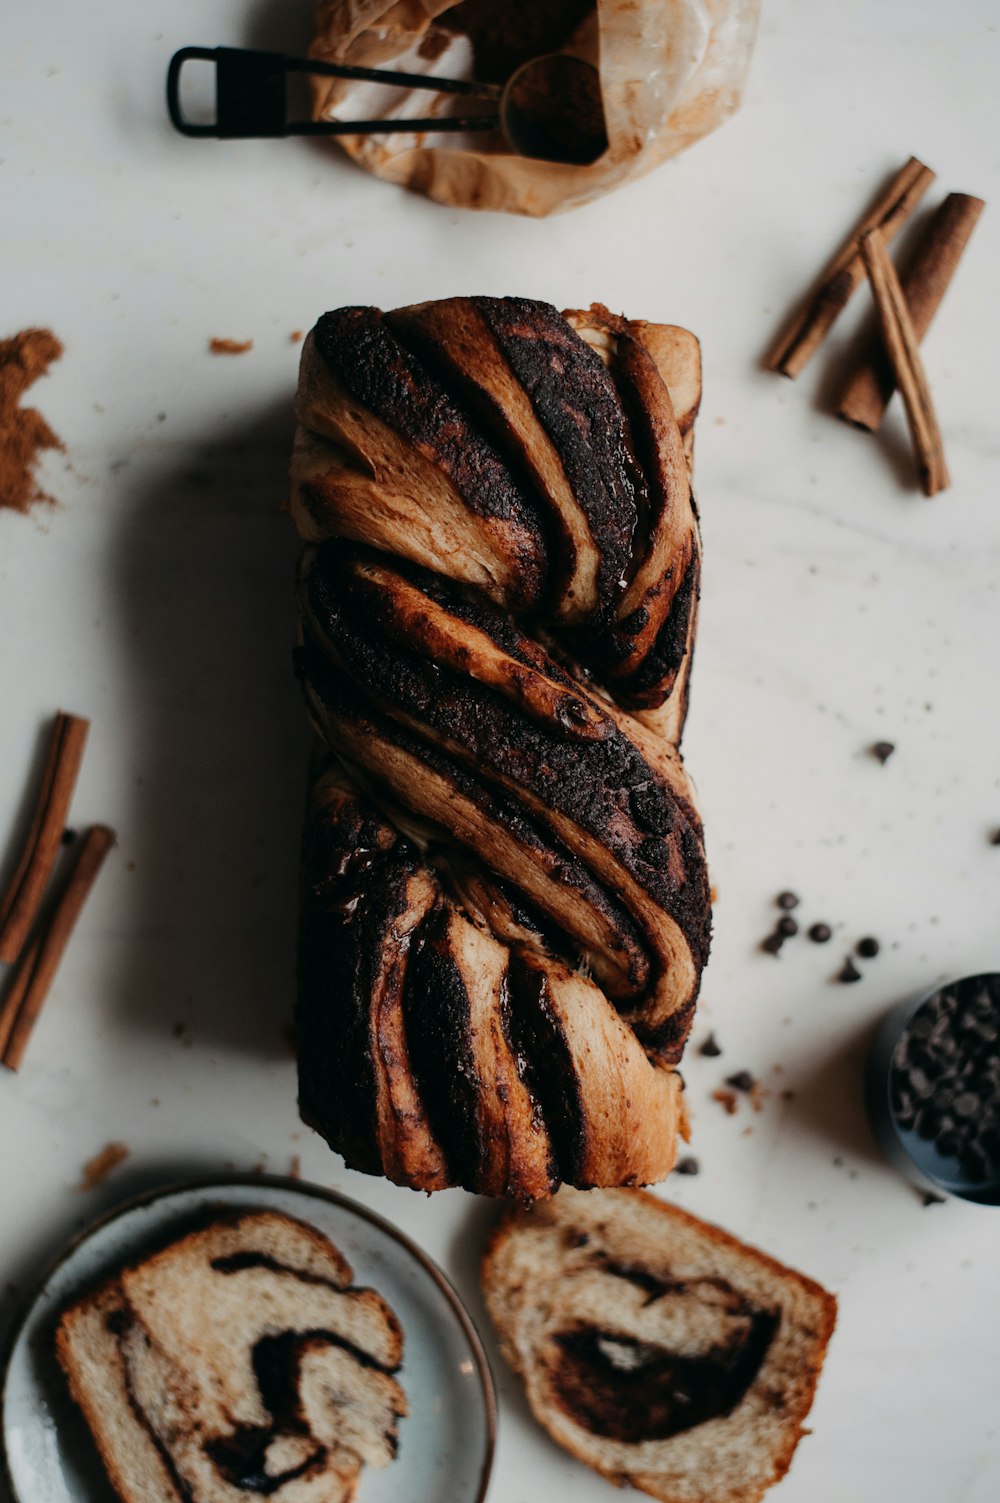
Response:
[768,156,935,378]
[838,192,985,430]
[0,711,89,963]
[859,228,949,496]
[0,824,115,1071]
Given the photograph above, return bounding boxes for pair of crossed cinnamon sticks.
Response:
[0,713,114,1070]
[768,155,985,496]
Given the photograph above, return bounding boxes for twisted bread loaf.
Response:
[291,297,710,1200]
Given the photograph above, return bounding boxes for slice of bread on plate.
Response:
[482,1187,836,1503]
[55,1209,406,1503]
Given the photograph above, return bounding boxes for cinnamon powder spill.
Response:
[0,329,64,514]
[209,337,253,355]
[78,1140,130,1191]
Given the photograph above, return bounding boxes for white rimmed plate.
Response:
[1,1175,495,1503]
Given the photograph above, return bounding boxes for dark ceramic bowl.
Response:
[865,973,1000,1206]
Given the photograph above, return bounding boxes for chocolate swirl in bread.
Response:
[55,1213,407,1503]
[482,1189,837,1503]
[291,296,710,1199]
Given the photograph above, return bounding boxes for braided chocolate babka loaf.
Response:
[290,297,711,1201]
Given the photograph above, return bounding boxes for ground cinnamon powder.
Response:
[0,328,64,514]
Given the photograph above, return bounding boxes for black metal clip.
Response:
[166,45,500,140]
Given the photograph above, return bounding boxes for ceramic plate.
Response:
[1,1175,495,1503]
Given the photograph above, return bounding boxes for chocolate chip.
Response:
[699,1032,722,1058]
[989,827,1000,846]
[921,1190,946,1207]
[870,741,895,764]
[760,932,785,955]
[776,915,798,938]
[776,891,800,910]
[675,1156,700,1175]
[61,827,78,845]
[891,978,1000,1185]
[808,922,832,943]
[726,1070,756,1093]
[837,957,862,983]
[856,936,880,959]
[891,1083,913,1116]
[907,1067,934,1101]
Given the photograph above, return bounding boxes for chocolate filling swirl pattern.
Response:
[290,296,711,1200]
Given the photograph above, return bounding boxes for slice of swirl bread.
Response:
[55,1211,407,1503]
[482,1188,836,1503]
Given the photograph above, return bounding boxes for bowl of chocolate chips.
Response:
[866,972,1000,1205]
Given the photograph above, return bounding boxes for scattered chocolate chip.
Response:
[726,1070,756,1093]
[990,828,1000,846]
[856,936,880,959]
[776,915,799,938]
[837,957,863,983]
[60,827,78,845]
[699,1032,722,1058]
[921,1190,946,1207]
[675,1156,700,1175]
[760,931,785,955]
[807,922,832,943]
[776,890,800,910]
[870,740,895,764]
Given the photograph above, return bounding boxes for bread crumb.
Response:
[712,1088,738,1116]
[209,337,253,355]
[750,1082,771,1113]
[290,330,304,343]
[78,1141,130,1191]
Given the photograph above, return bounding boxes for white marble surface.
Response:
[2,2,999,1500]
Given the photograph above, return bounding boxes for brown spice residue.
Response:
[712,1088,739,1116]
[0,329,64,514]
[78,1140,130,1191]
[750,1082,771,1114]
[289,330,304,343]
[209,337,253,355]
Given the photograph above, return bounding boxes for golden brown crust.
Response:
[292,298,710,1200]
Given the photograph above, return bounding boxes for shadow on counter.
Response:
[105,397,309,1061]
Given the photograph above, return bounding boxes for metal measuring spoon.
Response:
[167,46,607,166]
